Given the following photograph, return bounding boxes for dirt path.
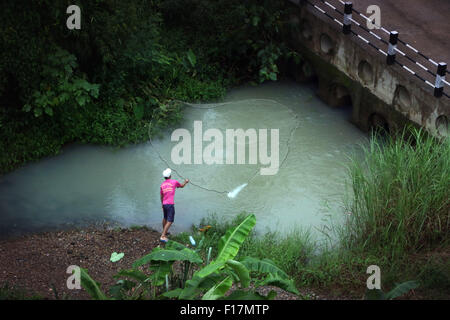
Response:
[0,227,163,299]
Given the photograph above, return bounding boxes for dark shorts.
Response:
[163,204,175,222]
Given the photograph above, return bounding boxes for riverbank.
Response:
[1,224,448,300]
[0,226,162,299]
[0,226,318,300]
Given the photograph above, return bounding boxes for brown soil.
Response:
[0,227,163,299]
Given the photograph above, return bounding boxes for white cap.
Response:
[163,168,172,178]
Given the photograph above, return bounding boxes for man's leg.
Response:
[161,206,168,240]
[161,205,175,241]
[161,221,172,240]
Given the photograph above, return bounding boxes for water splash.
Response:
[227,183,248,199]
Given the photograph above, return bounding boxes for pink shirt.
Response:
[160,179,181,205]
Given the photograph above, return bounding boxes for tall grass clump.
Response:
[342,127,449,258]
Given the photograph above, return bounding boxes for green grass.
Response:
[340,127,449,259]
[173,212,314,275]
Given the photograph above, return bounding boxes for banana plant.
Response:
[164,214,299,300]
[80,214,299,300]
[80,244,203,300]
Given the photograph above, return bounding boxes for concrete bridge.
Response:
[284,0,449,137]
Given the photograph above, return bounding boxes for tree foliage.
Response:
[0,0,298,174]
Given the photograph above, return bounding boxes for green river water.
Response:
[0,81,369,240]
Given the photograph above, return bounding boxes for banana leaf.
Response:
[202,276,233,300]
[179,261,225,299]
[113,269,148,283]
[257,273,299,295]
[241,256,289,279]
[226,260,250,288]
[385,281,419,300]
[161,288,183,299]
[109,279,136,300]
[216,214,256,263]
[80,268,108,300]
[165,240,187,251]
[132,248,202,268]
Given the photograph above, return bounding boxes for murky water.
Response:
[0,81,368,239]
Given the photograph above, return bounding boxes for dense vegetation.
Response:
[81,214,301,300]
[0,0,299,174]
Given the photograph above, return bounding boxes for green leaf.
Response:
[241,257,289,279]
[187,49,197,67]
[202,276,233,300]
[257,273,299,295]
[34,107,42,117]
[225,260,250,288]
[197,273,224,290]
[385,281,419,300]
[165,240,188,251]
[161,288,183,298]
[179,261,225,299]
[132,248,202,268]
[80,268,108,300]
[110,252,125,262]
[90,84,100,98]
[133,103,144,120]
[114,269,148,283]
[159,104,168,112]
[216,214,256,263]
[109,279,136,299]
[149,261,173,286]
[44,107,53,116]
[76,95,87,106]
[252,16,260,26]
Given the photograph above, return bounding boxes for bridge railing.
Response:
[289,0,449,99]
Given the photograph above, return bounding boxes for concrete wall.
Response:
[284,1,449,137]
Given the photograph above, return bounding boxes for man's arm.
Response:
[179,179,189,188]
